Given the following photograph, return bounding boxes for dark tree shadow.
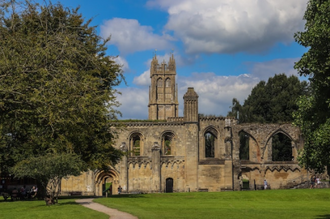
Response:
[315,214,330,219]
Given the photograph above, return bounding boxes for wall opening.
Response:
[130,133,143,156]
[272,133,292,161]
[239,131,249,160]
[162,132,174,155]
[205,132,215,158]
[166,178,173,193]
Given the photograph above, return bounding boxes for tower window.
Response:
[165,78,171,87]
[157,78,163,87]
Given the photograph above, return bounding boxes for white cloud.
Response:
[119,72,259,119]
[177,73,260,116]
[247,58,300,80]
[101,18,172,55]
[112,56,130,73]
[116,87,149,119]
[133,70,150,86]
[119,56,301,119]
[147,0,307,54]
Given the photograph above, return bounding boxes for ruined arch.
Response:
[238,130,260,162]
[94,169,119,196]
[128,132,144,156]
[203,126,218,158]
[264,129,295,162]
[161,130,175,156]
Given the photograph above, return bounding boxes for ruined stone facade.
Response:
[61,55,308,196]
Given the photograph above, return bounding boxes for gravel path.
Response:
[75,198,138,219]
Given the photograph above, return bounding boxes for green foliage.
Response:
[0,0,123,197]
[228,74,309,123]
[164,140,171,155]
[239,132,249,160]
[133,139,140,156]
[272,133,292,161]
[293,0,330,173]
[11,153,85,202]
[205,132,215,157]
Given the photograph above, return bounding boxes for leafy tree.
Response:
[0,0,124,202]
[228,74,309,123]
[293,0,330,173]
[11,153,85,204]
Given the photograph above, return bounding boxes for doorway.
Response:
[166,178,173,193]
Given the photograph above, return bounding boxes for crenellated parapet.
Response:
[122,122,184,127]
[167,117,184,122]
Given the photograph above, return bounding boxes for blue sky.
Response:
[53,0,308,119]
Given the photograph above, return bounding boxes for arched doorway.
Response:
[95,169,119,196]
[166,178,173,193]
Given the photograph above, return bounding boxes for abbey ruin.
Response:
[61,55,308,196]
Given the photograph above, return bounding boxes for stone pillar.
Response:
[223,160,233,190]
[152,142,161,192]
[184,123,199,192]
[120,142,128,193]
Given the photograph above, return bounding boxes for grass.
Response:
[0,196,108,219]
[1,189,329,219]
[94,189,330,219]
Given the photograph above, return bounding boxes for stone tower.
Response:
[148,54,179,120]
[183,87,199,122]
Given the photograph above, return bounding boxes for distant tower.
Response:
[148,54,179,120]
[183,87,199,122]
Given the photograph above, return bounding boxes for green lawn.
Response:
[0,197,108,219]
[94,189,330,219]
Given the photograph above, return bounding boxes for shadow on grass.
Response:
[107,194,145,198]
[315,215,330,219]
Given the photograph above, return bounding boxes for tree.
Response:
[228,74,309,123]
[11,153,85,204]
[0,1,124,203]
[293,0,330,173]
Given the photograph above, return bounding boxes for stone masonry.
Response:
[60,55,308,196]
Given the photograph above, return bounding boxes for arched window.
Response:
[205,132,215,158]
[165,78,171,87]
[157,78,163,87]
[162,132,174,155]
[272,133,292,161]
[239,131,249,160]
[130,133,143,156]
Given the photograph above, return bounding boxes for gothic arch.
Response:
[157,78,163,87]
[264,129,296,162]
[264,128,294,147]
[238,130,260,162]
[202,125,219,137]
[201,126,219,158]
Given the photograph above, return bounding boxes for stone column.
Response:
[120,142,128,193]
[152,142,161,193]
[184,123,199,192]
